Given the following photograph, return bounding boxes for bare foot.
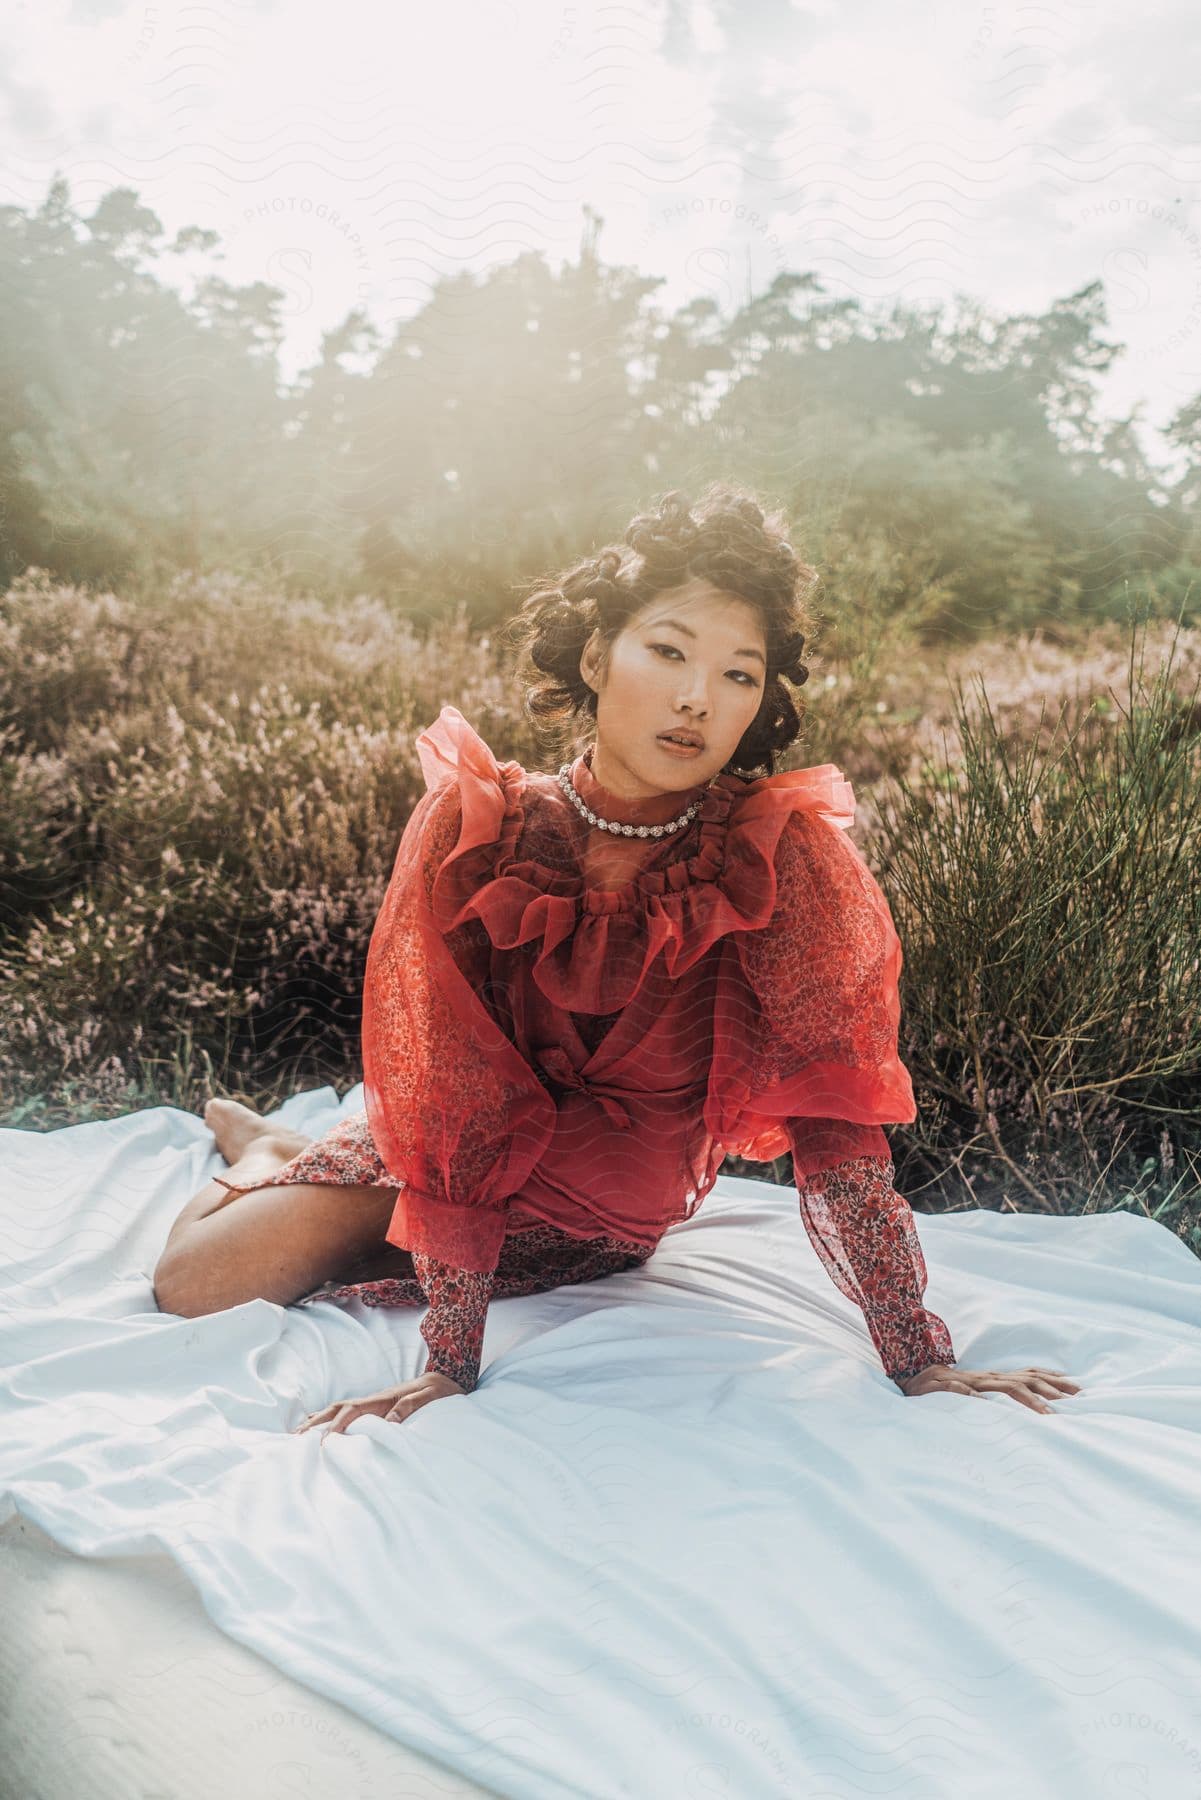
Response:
[204,1097,306,1165]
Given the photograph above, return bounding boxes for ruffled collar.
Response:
[417,703,856,1014]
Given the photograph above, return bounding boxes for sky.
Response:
[3,0,1199,470]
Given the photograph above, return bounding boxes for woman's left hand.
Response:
[900,1364,1081,1413]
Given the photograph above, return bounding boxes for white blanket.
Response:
[2,1085,1200,1799]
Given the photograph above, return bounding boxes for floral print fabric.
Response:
[793,1146,956,1386]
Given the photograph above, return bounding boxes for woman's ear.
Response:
[579,628,600,693]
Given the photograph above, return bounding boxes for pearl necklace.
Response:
[555,753,715,838]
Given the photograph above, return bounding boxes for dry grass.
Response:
[2,570,1197,1246]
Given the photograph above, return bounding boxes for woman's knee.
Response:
[152,1251,218,1318]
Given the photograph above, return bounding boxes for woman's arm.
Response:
[790,1137,957,1390]
[362,775,556,1276]
[412,1251,496,1394]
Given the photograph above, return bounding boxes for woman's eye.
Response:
[649,643,756,685]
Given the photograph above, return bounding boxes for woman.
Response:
[153,486,1080,1433]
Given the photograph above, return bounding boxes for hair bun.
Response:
[626,491,700,559]
[578,548,623,602]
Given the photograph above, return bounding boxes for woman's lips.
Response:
[656,735,704,756]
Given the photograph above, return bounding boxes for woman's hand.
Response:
[291,1372,466,1440]
[900,1363,1081,1413]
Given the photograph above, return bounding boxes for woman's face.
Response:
[579,577,768,802]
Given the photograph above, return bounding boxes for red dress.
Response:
[214,704,956,1395]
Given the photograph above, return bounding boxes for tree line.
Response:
[2,177,1199,641]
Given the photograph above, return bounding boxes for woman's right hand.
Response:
[291,1372,466,1440]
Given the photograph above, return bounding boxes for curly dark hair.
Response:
[497,483,820,777]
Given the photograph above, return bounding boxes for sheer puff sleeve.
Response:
[707,777,918,1174]
[706,784,956,1388]
[361,714,555,1274]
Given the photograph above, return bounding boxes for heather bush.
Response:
[871,616,1201,1246]
[0,570,539,1119]
[1,571,1197,1245]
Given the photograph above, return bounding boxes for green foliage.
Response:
[2,181,1200,635]
[872,609,1201,1231]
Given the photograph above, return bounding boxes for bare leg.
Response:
[198,1097,412,1280]
[153,1099,404,1317]
[158,1099,313,1263]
